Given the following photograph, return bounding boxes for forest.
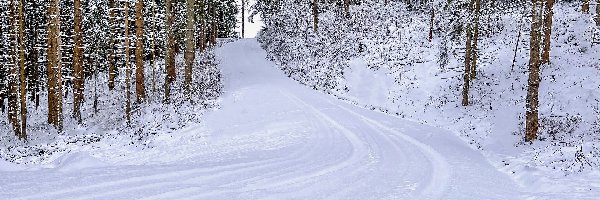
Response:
[0,0,238,147]
[0,0,600,199]
[254,0,600,173]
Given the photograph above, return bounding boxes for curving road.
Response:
[0,39,521,199]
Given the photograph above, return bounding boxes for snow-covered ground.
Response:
[0,39,527,199]
[257,2,600,199]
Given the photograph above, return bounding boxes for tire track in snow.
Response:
[136,91,375,199]
[15,143,313,200]
[336,104,451,199]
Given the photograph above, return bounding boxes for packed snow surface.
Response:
[0,39,522,199]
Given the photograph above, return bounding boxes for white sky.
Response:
[235,0,264,38]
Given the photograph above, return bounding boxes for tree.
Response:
[541,0,554,64]
[47,0,64,131]
[462,0,480,106]
[7,0,21,137]
[151,0,159,96]
[0,0,7,114]
[135,0,145,103]
[312,0,318,32]
[198,0,207,51]
[73,0,84,124]
[583,0,590,13]
[17,0,27,139]
[210,0,217,44]
[526,0,544,142]
[184,0,195,97]
[125,0,132,123]
[596,0,600,26]
[344,0,350,18]
[470,0,481,79]
[26,0,44,110]
[241,0,245,38]
[108,0,117,90]
[164,0,176,102]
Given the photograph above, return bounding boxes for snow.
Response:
[257,2,600,199]
[0,39,522,199]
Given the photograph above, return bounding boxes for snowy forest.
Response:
[0,0,238,159]
[1,0,600,199]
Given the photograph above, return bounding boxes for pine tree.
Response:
[73,0,84,124]
[210,0,217,44]
[47,0,64,131]
[596,0,600,26]
[125,0,132,123]
[17,0,27,139]
[462,0,480,106]
[344,0,350,18]
[198,0,206,51]
[184,0,195,98]
[135,0,145,103]
[108,0,117,90]
[7,0,21,137]
[312,0,318,32]
[541,0,554,64]
[0,0,7,114]
[470,0,481,79]
[164,0,176,102]
[150,0,158,96]
[241,0,245,37]
[526,0,544,142]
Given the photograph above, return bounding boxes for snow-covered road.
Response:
[0,39,521,199]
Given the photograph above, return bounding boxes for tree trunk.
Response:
[211,0,217,44]
[48,0,63,131]
[344,0,350,18]
[462,26,472,107]
[108,0,117,90]
[429,8,435,42]
[135,0,145,103]
[470,0,481,80]
[185,0,195,98]
[30,1,40,110]
[462,0,476,106]
[313,0,318,32]
[199,0,207,51]
[511,25,523,71]
[164,0,176,102]
[0,5,5,114]
[583,0,590,13]
[8,0,21,137]
[541,0,554,64]
[17,0,27,139]
[0,66,4,113]
[596,0,600,26]
[125,0,132,124]
[526,0,544,142]
[93,48,99,114]
[73,0,84,124]
[241,0,245,38]
[151,0,157,96]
